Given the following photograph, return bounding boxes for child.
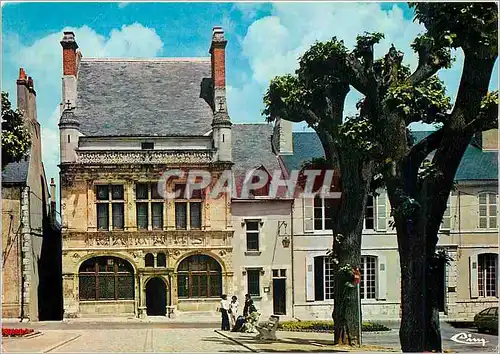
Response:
[229,295,239,328]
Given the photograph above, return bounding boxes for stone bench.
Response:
[255,315,280,340]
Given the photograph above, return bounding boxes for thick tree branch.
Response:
[345,53,370,95]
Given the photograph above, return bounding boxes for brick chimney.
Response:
[60,32,80,113]
[209,26,232,163]
[210,26,227,90]
[16,68,37,122]
[60,31,78,76]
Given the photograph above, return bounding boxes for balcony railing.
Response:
[76,149,213,165]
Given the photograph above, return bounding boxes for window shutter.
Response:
[303,198,314,232]
[441,195,451,230]
[376,190,387,231]
[470,254,479,299]
[306,257,315,301]
[377,255,387,300]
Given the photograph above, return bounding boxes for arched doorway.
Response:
[146,277,166,316]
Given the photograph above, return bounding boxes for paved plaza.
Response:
[2,319,497,352]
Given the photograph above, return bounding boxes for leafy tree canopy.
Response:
[2,92,31,170]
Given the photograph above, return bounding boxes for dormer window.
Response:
[141,142,154,150]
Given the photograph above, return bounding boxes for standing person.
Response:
[243,293,256,316]
[229,296,239,328]
[218,294,230,331]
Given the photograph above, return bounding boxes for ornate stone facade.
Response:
[61,164,234,318]
[76,150,213,165]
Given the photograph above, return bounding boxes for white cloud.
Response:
[230,3,432,126]
[3,23,164,209]
[233,3,265,20]
[118,2,129,9]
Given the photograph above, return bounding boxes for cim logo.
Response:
[450,333,488,347]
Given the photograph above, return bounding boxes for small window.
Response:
[112,203,124,230]
[136,184,148,200]
[190,202,201,229]
[151,183,162,200]
[272,269,279,277]
[247,269,260,296]
[141,142,154,150]
[111,185,124,200]
[137,203,148,230]
[246,221,259,251]
[152,203,163,229]
[97,185,109,200]
[365,196,375,230]
[280,269,286,277]
[157,253,166,267]
[68,135,71,143]
[479,193,497,229]
[175,202,187,230]
[145,253,154,267]
[97,204,109,230]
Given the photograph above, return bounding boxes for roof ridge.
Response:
[81,57,210,62]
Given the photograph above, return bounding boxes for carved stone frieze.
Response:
[76,150,213,165]
[75,230,232,249]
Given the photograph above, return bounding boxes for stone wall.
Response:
[2,187,22,318]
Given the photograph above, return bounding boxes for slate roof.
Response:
[232,124,281,173]
[283,131,498,182]
[2,158,29,185]
[232,124,284,198]
[75,58,214,136]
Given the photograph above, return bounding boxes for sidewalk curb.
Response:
[42,334,81,353]
[214,330,258,353]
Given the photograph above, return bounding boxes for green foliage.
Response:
[297,38,349,85]
[385,76,451,124]
[418,159,444,181]
[2,92,31,170]
[263,75,310,124]
[410,3,498,57]
[353,32,385,60]
[278,320,390,333]
[337,116,377,154]
[392,189,422,219]
[478,90,499,130]
[411,34,454,69]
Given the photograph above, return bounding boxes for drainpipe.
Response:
[290,199,295,318]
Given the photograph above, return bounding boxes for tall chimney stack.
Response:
[210,26,227,90]
[209,27,232,163]
[60,32,79,113]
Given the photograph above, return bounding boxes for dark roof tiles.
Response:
[75,58,214,136]
[283,131,497,182]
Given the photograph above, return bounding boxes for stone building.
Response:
[2,70,62,321]
[59,28,241,318]
[274,120,499,321]
[57,26,497,321]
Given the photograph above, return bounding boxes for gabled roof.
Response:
[2,158,30,185]
[232,124,285,199]
[75,58,214,137]
[283,131,498,182]
[232,124,281,174]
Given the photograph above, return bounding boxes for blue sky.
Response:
[2,1,498,208]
